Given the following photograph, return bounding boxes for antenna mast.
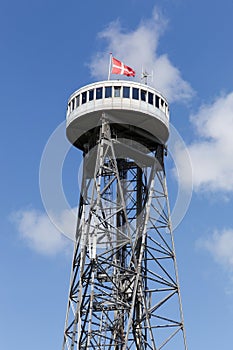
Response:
[141,68,153,85]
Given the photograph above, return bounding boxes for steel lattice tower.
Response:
[62,80,188,350]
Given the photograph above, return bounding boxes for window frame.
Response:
[132,87,139,100]
[114,86,121,97]
[155,95,160,108]
[105,86,112,98]
[96,87,103,100]
[141,89,147,102]
[123,86,130,98]
[82,91,87,104]
[148,92,154,105]
[89,89,94,101]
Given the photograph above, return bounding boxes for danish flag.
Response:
[111,57,135,77]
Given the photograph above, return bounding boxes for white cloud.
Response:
[89,7,193,103]
[197,228,233,269]
[11,208,75,256]
[180,92,233,193]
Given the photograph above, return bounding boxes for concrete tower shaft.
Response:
[62,80,187,350]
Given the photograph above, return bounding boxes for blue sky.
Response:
[1,0,233,348]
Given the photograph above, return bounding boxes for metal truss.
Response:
[62,117,188,350]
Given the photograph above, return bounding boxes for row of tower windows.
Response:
[68,86,168,115]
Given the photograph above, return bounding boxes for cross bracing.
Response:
[62,117,187,350]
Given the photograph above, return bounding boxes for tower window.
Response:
[132,88,139,100]
[123,86,130,98]
[105,86,112,98]
[89,89,94,101]
[76,95,80,107]
[148,92,153,105]
[96,87,103,99]
[141,90,147,102]
[114,86,121,97]
[82,92,87,104]
[155,95,160,108]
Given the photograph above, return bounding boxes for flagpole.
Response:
[108,53,112,80]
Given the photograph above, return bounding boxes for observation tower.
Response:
[62,79,188,349]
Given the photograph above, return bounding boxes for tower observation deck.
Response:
[62,80,188,349]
